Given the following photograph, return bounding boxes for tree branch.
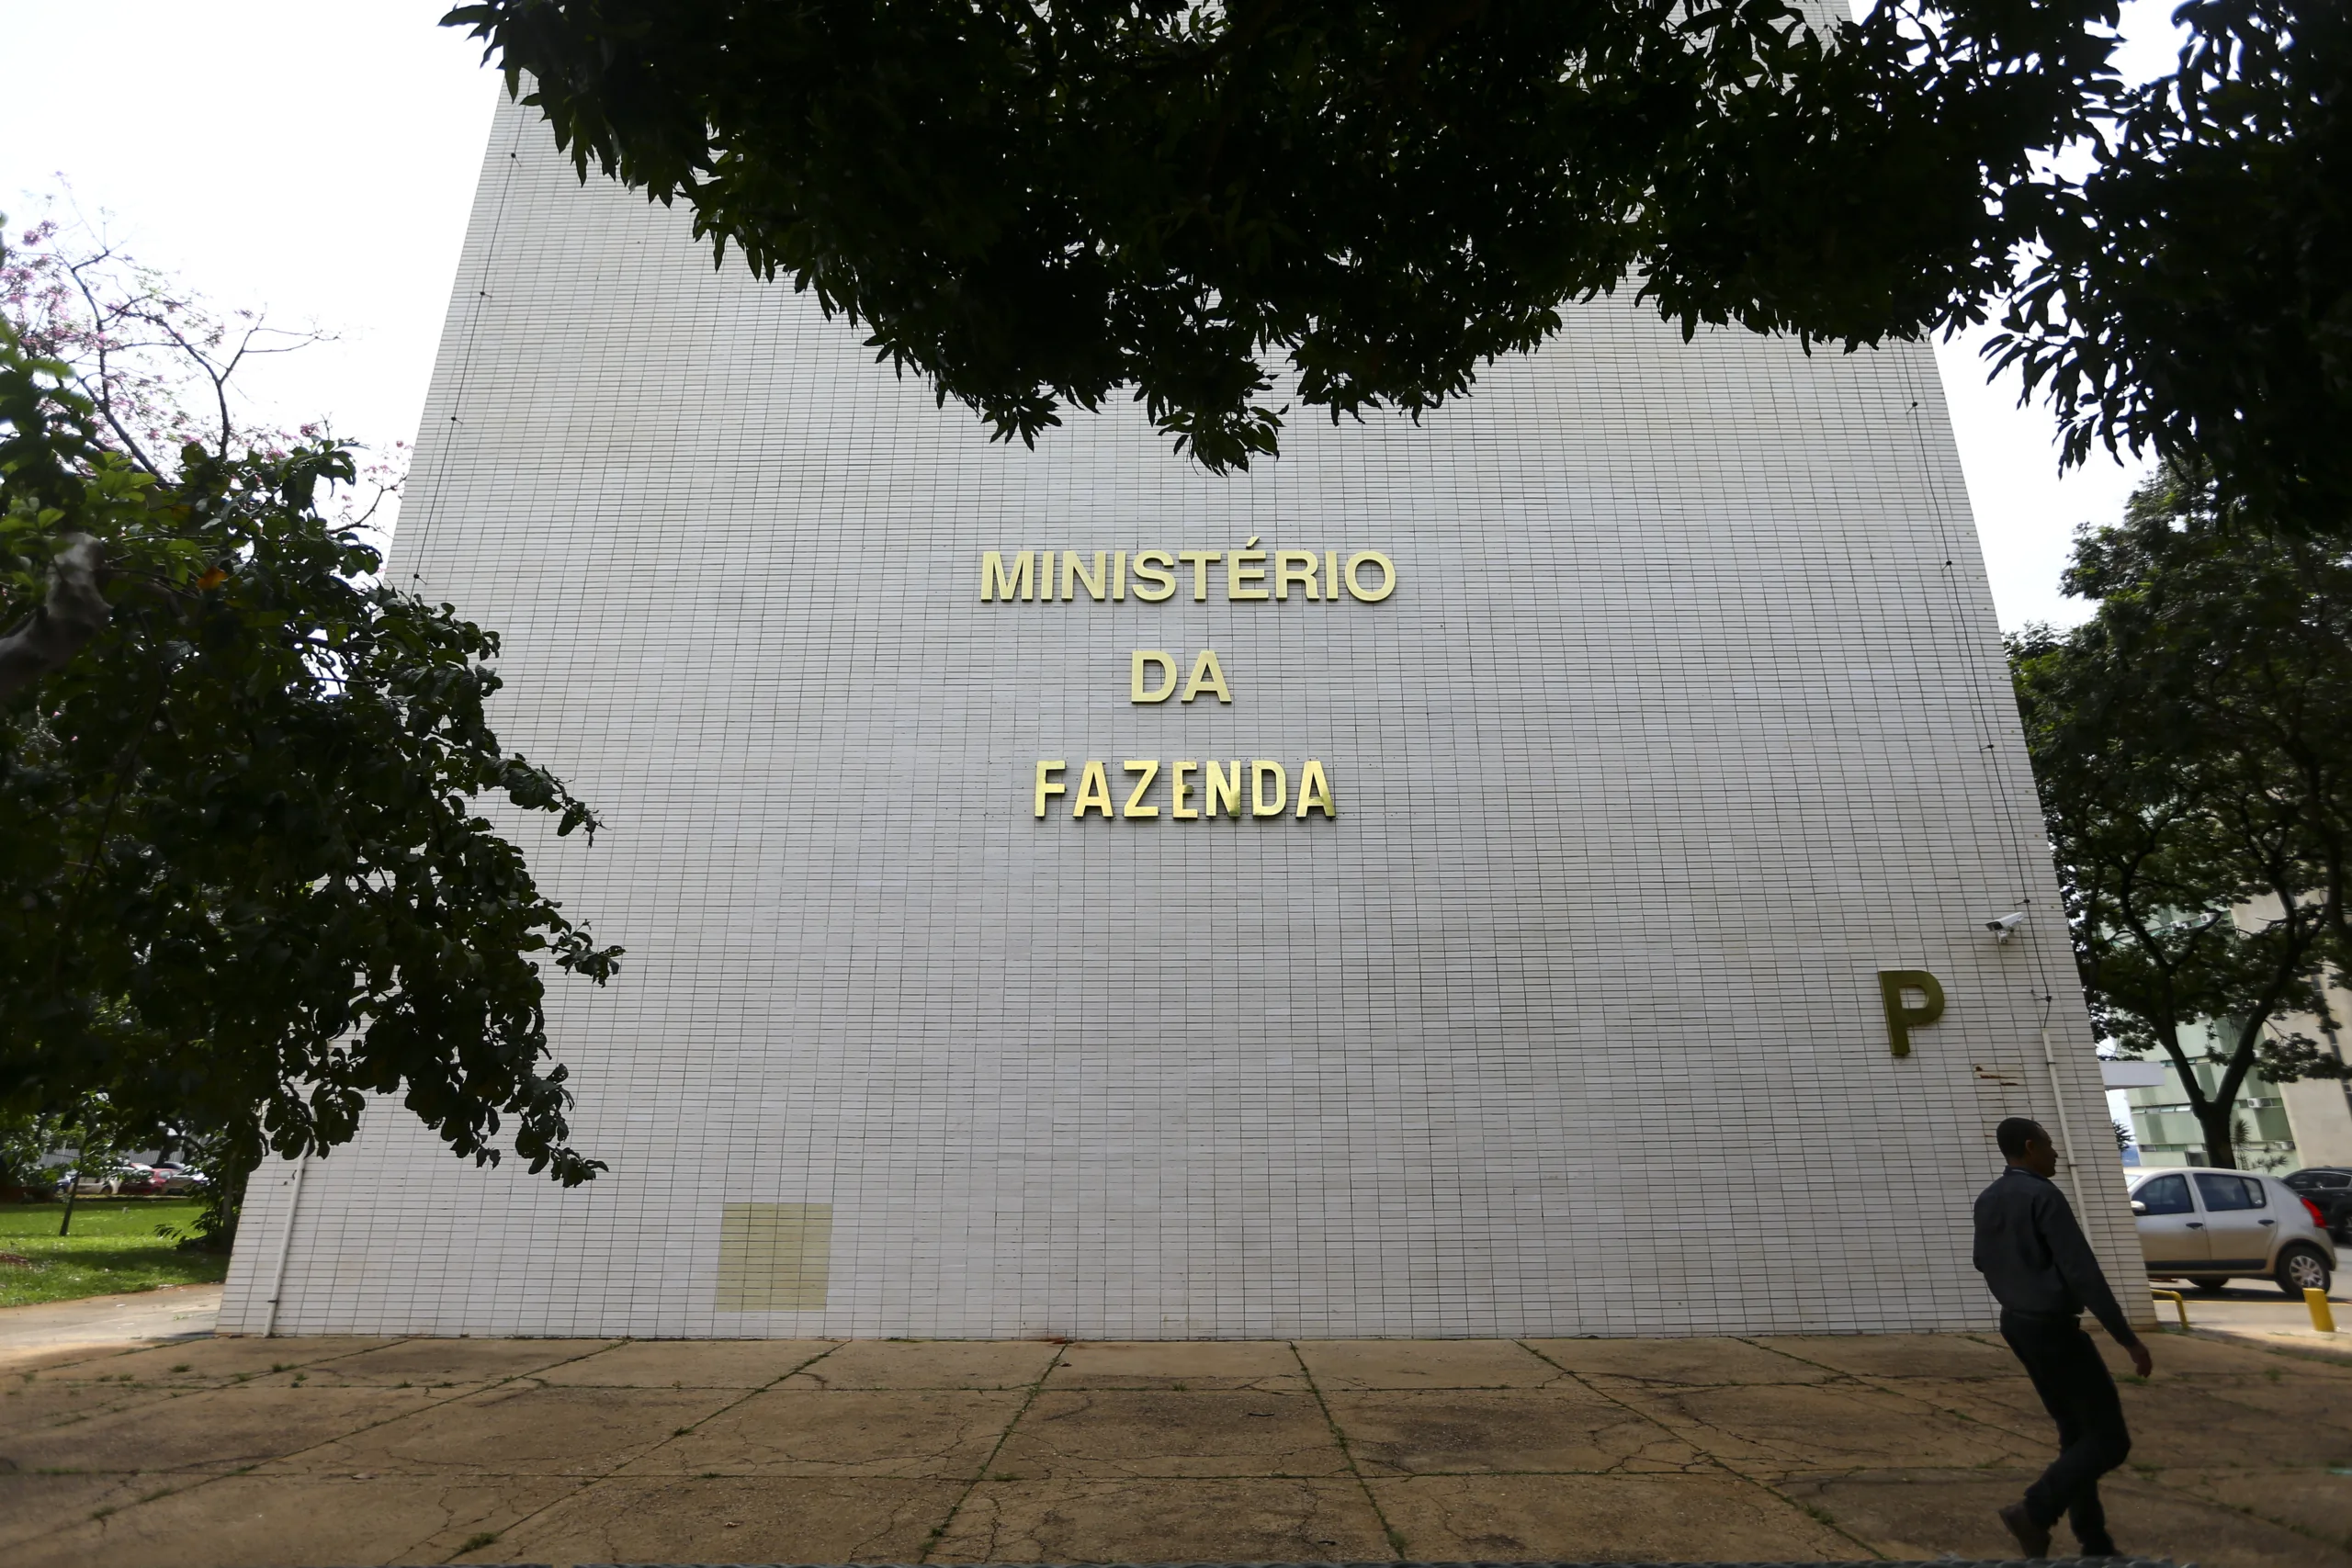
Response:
[0,534,109,702]
[62,252,164,476]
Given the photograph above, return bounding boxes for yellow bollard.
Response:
[2151,1288,2189,1329]
[2307,1288,2337,1334]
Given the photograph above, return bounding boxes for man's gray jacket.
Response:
[1972,1165,2142,1347]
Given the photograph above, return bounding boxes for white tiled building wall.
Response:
[220,97,2145,1339]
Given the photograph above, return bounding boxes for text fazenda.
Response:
[1034,760,1337,820]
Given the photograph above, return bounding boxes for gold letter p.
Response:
[1878,970,1945,1057]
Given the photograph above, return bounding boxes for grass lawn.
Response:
[0,1201,228,1308]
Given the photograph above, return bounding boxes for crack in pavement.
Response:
[11,1335,627,1555]
[1516,1337,1888,1562]
[914,1340,1068,1564]
[429,1338,846,1563]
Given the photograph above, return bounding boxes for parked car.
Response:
[152,1163,209,1196]
[2283,1168,2352,1241]
[112,1163,167,1196]
[2130,1168,2336,1296]
[55,1162,165,1198]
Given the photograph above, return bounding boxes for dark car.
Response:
[2285,1168,2352,1240]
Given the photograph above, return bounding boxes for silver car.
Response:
[2131,1168,2336,1295]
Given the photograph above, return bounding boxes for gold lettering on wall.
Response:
[1122,761,1161,818]
[981,550,1035,602]
[1227,537,1269,601]
[982,546,1396,605]
[1274,549,1317,601]
[993,540,1380,824]
[1251,761,1287,818]
[1131,650,1176,704]
[1345,550,1396,603]
[1205,761,1242,819]
[1181,650,1231,705]
[1073,761,1114,818]
[1297,760,1337,818]
[1064,551,1108,602]
[1034,761,1067,818]
[1039,760,1335,823]
[1132,550,1177,602]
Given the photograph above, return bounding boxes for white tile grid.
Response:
[220,96,2143,1339]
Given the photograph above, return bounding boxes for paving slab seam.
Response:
[1833,1374,2051,1451]
[244,1335,428,1371]
[15,1328,424,1384]
[1723,1341,1855,1374]
[1722,1334,2082,1460]
[1636,1442,1933,1555]
[9,1336,2330,1564]
[13,1377,207,1433]
[1508,1337,1762,1482]
[15,1364,497,1548]
[1513,1341,1886,1562]
[2150,1463,2352,1562]
[7,1335,458,1466]
[425,1340,854,1566]
[1287,1340,1411,1558]
[912,1341,1071,1566]
[1763,1321,2352,1557]
[8,1336,633,1557]
[1729,1340,2350,1568]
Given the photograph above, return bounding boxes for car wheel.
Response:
[2188,1276,2232,1292]
[2277,1245,2333,1297]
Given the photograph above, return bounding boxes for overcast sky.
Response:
[4,0,2188,630]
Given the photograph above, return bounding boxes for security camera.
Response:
[1985,911,2027,942]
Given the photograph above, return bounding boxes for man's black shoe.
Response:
[1999,1499,2053,1557]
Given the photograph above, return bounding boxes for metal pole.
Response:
[262,1156,311,1337]
[2041,1027,2088,1213]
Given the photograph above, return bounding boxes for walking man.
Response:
[1973,1115,2152,1560]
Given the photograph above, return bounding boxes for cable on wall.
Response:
[399,96,533,592]
[1889,350,2098,1215]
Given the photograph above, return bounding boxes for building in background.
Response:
[2118,1055,2300,1170]
[2114,997,2352,1173]
[219,96,2141,1340]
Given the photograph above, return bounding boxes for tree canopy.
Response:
[445,0,2347,527]
[1,226,617,1241]
[2013,464,2352,1169]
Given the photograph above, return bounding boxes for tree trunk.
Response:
[0,534,108,701]
[2193,1100,2240,1168]
[188,1125,261,1253]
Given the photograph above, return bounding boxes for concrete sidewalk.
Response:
[2143,1280,2352,1365]
[3,1329,2347,1568]
[0,1282,220,1359]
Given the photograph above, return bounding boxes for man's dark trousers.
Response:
[2001,1309,2132,1552]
